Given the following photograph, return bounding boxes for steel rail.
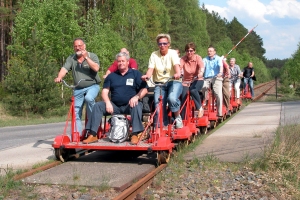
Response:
[113,164,167,200]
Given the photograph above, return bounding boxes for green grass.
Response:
[0,102,70,127]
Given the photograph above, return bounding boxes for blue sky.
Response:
[199,0,300,59]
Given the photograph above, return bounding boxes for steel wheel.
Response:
[55,148,70,162]
[233,107,237,113]
[190,134,197,143]
[200,126,208,134]
[210,121,217,129]
[157,151,171,165]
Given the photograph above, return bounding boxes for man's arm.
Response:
[101,88,113,113]
[130,58,138,69]
[141,68,154,81]
[54,68,68,82]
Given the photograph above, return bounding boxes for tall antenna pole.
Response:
[224,24,258,58]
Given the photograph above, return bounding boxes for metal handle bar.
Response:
[147,75,183,87]
[61,79,94,89]
[182,76,198,86]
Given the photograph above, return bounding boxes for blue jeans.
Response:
[243,77,254,97]
[74,84,100,134]
[154,81,182,126]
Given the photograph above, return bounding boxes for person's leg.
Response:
[74,88,85,134]
[181,86,189,120]
[167,81,183,128]
[190,80,204,110]
[222,77,230,110]
[153,85,166,127]
[213,77,223,117]
[84,84,100,122]
[122,103,144,134]
[249,78,254,98]
[201,79,210,106]
[235,79,241,99]
[83,101,107,144]
[243,78,248,94]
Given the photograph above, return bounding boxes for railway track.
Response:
[12,80,277,199]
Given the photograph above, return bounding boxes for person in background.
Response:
[54,38,101,138]
[202,45,223,120]
[243,62,255,99]
[229,58,242,104]
[103,48,138,79]
[84,52,148,144]
[180,42,205,118]
[141,33,183,129]
[222,58,231,115]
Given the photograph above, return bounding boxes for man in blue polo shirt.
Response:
[202,46,223,120]
[83,52,148,144]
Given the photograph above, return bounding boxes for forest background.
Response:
[0,0,299,117]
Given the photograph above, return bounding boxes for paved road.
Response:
[0,122,68,151]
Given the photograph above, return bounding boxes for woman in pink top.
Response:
[180,42,205,118]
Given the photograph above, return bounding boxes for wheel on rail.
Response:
[55,147,71,162]
[200,126,208,134]
[210,121,217,129]
[190,134,197,143]
[223,114,227,121]
[157,151,171,165]
[218,117,223,123]
[233,107,237,113]
[226,110,232,117]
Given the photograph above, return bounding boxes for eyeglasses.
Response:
[158,42,168,46]
[186,50,194,53]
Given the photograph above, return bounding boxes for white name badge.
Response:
[126,78,134,86]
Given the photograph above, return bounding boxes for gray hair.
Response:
[230,58,236,62]
[115,52,130,61]
[156,33,171,44]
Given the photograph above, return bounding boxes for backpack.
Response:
[107,115,129,143]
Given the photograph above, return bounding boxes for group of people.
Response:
[54,35,255,145]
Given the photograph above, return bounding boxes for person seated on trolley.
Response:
[201,45,223,120]
[180,42,205,118]
[229,58,242,104]
[83,52,148,145]
[103,48,138,79]
[243,62,255,99]
[141,33,182,129]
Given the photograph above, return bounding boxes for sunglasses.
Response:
[158,42,168,46]
[186,50,194,53]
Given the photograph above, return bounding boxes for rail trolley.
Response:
[52,78,192,164]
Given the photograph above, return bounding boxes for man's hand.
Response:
[54,77,62,83]
[105,101,114,114]
[129,95,139,108]
[141,75,148,81]
[173,73,181,80]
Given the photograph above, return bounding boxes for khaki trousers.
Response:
[202,77,223,116]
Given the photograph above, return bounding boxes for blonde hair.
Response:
[156,33,171,44]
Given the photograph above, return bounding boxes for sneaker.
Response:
[131,135,138,145]
[175,116,183,129]
[82,135,98,144]
[198,107,204,118]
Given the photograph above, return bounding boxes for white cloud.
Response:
[227,0,269,23]
[266,0,300,19]
[200,0,300,59]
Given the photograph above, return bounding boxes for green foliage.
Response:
[165,0,210,55]
[4,34,63,116]
[281,42,300,83]
[80,8,126,74]
[9,0,82,62]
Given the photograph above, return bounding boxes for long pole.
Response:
[224,24,258,58]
